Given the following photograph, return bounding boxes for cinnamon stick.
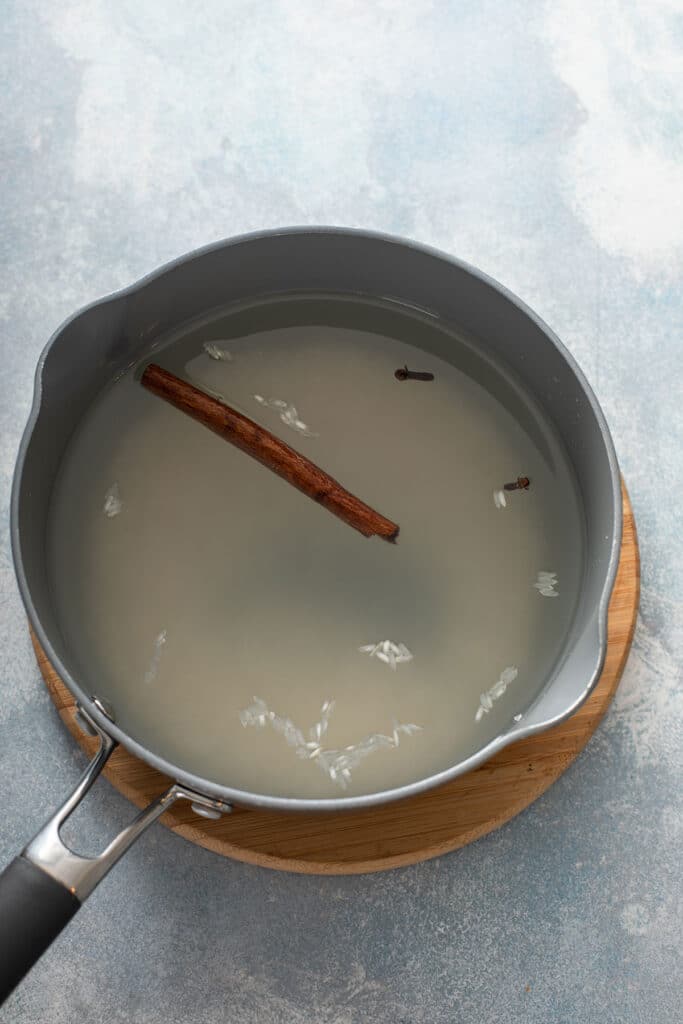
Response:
[141,364,399,543]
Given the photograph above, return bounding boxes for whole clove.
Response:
[394,365,435,382]
[503,476,531,491]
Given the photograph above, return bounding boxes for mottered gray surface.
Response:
[0,2,681,1022]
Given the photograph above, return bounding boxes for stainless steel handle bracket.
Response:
[23,707,232,901]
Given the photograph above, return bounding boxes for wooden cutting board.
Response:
[32,485,638,874]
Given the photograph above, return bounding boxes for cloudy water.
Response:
[48,294,584,799]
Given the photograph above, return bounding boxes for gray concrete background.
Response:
[1,2,681,1021]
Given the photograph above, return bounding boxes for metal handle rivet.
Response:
[92,696,115,721]
[190,802,230,820]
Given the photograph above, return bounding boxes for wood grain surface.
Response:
[32,486,639,875]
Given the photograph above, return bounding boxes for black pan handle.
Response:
[0,720,116,1004]
[0,705,231,1006]
[0,856,80,1002]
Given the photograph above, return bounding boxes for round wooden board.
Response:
[32,485,638,875]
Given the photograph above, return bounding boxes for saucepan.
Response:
[0,228,621,1002]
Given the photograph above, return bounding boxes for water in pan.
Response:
[47,293,584,799]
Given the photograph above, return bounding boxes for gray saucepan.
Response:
[0,228,622,1002]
